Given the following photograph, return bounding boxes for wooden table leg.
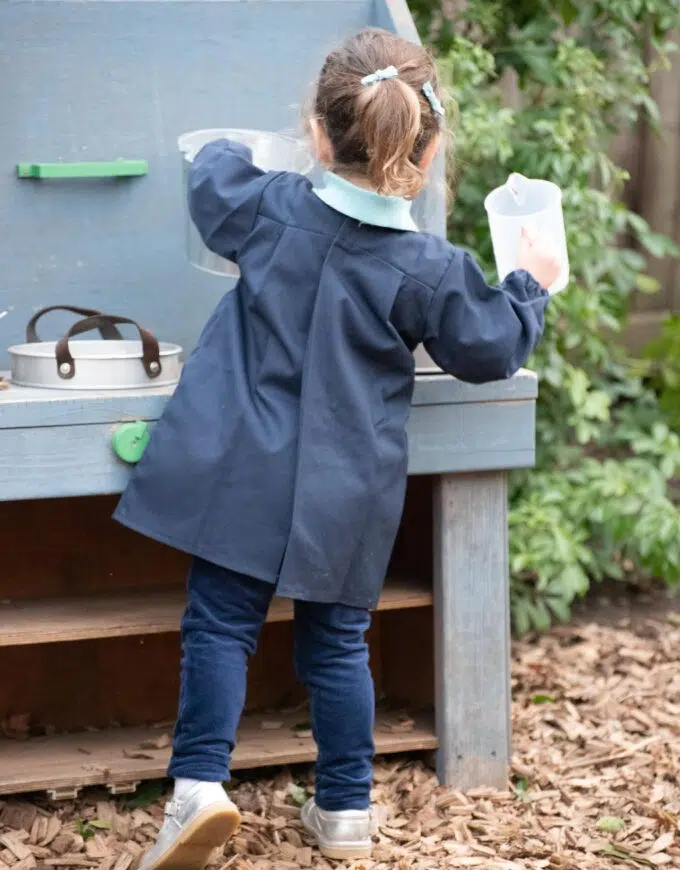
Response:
[433,471,511,789]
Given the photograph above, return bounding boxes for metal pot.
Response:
[9,306,182,390]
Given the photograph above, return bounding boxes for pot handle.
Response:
[26,305,124,343]
[54,314,163,381]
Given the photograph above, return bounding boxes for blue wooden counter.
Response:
[0,372,536,500]
[0,371,537,794]
[0,0,536,801]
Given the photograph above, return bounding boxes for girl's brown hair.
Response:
[313,28,443,199]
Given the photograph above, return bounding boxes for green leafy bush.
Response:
[415,0,680,631]
[641,315,680,429]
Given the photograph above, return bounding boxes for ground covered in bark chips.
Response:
[0,611,678,869]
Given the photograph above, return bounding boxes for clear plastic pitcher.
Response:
[484,173,569,295]
[178,128,313,277]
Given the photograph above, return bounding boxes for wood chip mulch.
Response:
[0,617,678,869]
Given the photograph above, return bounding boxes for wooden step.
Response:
[0,710,437,796]
[0,578,432,647]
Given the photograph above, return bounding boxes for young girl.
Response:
[115,27,557,870]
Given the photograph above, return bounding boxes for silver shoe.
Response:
[140,782,241,870]
[301,797,372,860]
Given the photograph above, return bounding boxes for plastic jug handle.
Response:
[507,172,529,204]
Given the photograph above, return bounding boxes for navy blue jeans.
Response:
[169,558,375,811]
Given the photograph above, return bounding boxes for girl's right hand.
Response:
[516,226,561,290]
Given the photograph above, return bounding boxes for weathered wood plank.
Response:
[377,0,421,43]
[0,380,174,430]
[0,370,539,429]
[0,396,536,500]
[411,371,538,407]
[0,711,437,797]
[407,400,535,475]
[0,578,432,647]
[0,424,130,500]
[634,31,680,314]
[433,471,511,789]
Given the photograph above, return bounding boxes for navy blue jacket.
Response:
[114,140,548,608]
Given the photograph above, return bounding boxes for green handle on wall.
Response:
[16,160,148,179]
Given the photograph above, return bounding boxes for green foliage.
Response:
[76,819,111,841]
[418,0,680,632]
[121,780,167,809]
[287,783,309,807]
[641,315,680,429]
[597,816,627,834]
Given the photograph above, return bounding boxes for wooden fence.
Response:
[620,30,680,352]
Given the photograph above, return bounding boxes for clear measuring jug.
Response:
[484,173,569,295]
[178,129,313,277]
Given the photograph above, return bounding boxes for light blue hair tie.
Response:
[422,81,445,119]
[361,65,399,86]
[360,67,445,120]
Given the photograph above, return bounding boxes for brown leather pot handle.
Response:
[54,314,162,380]
[26,305,124,343]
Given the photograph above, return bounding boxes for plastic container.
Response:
[484,173,569,295]
[178,128,313,277]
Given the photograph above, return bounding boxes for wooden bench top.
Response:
[0,370,538,500]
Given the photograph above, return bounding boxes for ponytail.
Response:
[314,28,444,200]
[356,77,426,198]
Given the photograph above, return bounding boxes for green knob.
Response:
[112,421,150,464]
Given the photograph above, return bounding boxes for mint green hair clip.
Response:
[361,65,399,86]
[422,81,445,119]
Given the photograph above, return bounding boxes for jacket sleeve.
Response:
[188,139,269,261]
[423,248,549,383]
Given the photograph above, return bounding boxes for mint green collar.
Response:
[313,172,418,232]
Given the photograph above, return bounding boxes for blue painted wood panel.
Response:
[1,0,390,368]
[0,369,538,502]
[406,400,535,475]
[0,402,535,502]
[0,371,538,429]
